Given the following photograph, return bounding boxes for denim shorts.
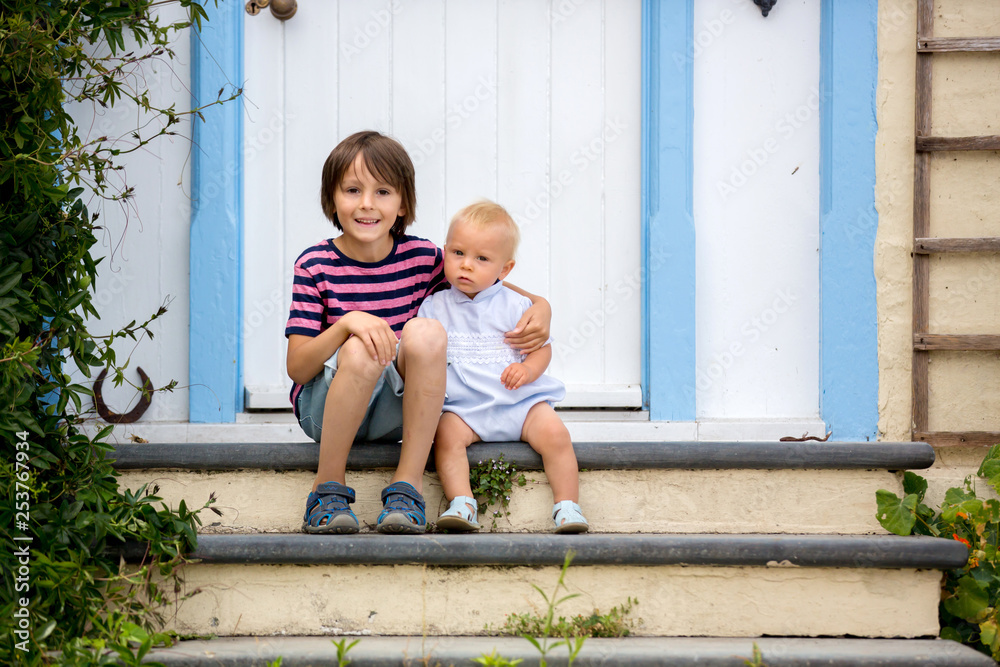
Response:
[296,346,405,444]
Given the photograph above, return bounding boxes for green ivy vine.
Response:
[0,2,234,664]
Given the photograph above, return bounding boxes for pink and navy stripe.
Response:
[285,235,445,415]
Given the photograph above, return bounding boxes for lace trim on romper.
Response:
[446,332,523,366]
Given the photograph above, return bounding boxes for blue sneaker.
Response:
[376,481,426,534]
[302,481,359,534]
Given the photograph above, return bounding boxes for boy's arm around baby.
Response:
[502,282,552,354]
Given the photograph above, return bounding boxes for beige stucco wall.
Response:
[876,0,1000,441]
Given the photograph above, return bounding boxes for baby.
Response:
[417,200,588,533]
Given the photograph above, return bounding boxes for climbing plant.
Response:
[0,1,233,664]
[876,444,1000,661]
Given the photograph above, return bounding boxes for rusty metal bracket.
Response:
[93,367,152,424]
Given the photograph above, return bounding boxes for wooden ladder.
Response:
[912,0,1000,446]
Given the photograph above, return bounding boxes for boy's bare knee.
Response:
[336,336,384,381]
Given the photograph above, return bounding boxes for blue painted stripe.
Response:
[642,0,696,420]
[189,4,244,422]
[819,0,879,440]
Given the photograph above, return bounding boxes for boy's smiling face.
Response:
[444,220,516,299]
[332,153,406,262]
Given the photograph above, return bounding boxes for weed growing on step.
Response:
[521,551,585,666]
[473,650,523,666]
[742,642,766,666]
[469,455,526,529]
[479,551,640,666]
[331,638,359,666]
[501,596,638,639]
[876,443,1000,661]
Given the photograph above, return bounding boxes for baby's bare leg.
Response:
[521,402,579,503]
[394,317,447,494]
[434,412,480,501]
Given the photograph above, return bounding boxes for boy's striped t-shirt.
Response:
[285,234,445,415]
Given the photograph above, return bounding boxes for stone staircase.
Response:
[111,440,994,666]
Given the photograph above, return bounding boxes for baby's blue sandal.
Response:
[436,496,480,532]
[302,481,359,534]
[377,481,426,534]
[552,500,589,534]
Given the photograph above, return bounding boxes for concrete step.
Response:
[111,441,933,534]
[124,533,965,639]
[143,635,995,666]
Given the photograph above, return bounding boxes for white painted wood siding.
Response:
[243,0,643,409]
[70,3,193,422]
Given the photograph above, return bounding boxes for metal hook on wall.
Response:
[753,0,777,17]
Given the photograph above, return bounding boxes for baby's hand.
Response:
[501,363,532,390]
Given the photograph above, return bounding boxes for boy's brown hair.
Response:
[320,130,417,236]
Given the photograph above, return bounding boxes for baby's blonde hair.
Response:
[448,200,521,259]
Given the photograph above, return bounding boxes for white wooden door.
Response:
[242,0,642,410]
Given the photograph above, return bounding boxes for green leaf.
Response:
[0,271,20,296]
[978,444,1000,495]
[875,490,918,535]
[37,619,57,641]
[980,619,999,649]
[940,626,963,642]
[943,576,989,621]
[902,471,928,502]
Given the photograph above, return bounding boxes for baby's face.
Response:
[443,221,515,298]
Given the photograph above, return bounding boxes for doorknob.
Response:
[245,0,297,21]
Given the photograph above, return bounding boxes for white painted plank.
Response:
[497,0,551,300]
[393,0,448,246]
[693,0,820,418]
[444,1,499,214]
[150,11,194,420]
[243,9,290,397]
[548,0,606,386]
[282,0,342,317]
[602,0,642,387]
[338,1,392,137]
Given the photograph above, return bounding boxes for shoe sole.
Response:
[301,523,360,534]
[377,513,426,534]
[554,522,590,534]
[436,515,480,532]
[301,515,359,534]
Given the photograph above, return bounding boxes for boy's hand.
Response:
[501,362,533,390]
[341,311,397,365]
[505,298,551,353]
